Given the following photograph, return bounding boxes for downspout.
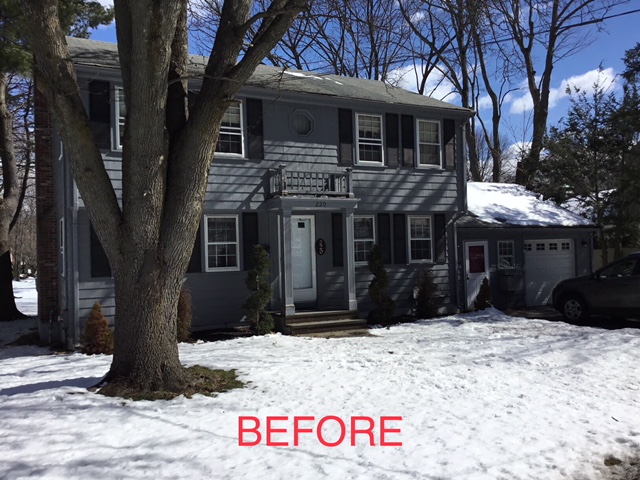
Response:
[450,118,469,312]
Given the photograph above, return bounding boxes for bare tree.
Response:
[490,0,628,188]
[20,0,307,395]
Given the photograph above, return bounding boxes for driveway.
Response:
[504,306,640,330]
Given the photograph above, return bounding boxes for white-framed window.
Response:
[408,216,432,262]
[216,100,244,156]
[114,87,125,150]
[59,218,65,277]
[354,215,375,264]
[205,215,239,271]
[356,113,384,164]
[417,119,441,167]
[497,240,515,269]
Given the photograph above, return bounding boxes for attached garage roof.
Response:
[462,182,595,228]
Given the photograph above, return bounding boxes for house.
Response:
[34,37,473,347]
[456,182,597,310]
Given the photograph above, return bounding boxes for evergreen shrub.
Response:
[243,245,274,335]
[81,302,114,355]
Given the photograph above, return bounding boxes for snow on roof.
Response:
[466,182,595,227]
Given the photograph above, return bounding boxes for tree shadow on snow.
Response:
[0,377,103,396]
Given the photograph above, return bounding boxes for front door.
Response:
[292,215,317,303]
[465,241,489,310]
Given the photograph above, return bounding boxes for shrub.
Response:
[474,277,492,310]
[415,269,439,319]
[368,244,394,323]
[243,245,274,335]
[177,287,192,342]
[81,302,114,355]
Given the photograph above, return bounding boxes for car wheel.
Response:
[562,295,589,322]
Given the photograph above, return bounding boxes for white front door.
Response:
[292,215,317,303]
[465,241,489,309]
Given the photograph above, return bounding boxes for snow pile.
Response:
[467,182,594,227]
[1,307,640,479]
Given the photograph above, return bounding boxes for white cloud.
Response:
[508,67,619,115]
[389,65,459,103]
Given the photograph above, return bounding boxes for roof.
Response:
[461,182,595,228]
[65,37,472,114]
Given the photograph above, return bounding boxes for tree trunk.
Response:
[103,267,186,392]
[0,251,27,321]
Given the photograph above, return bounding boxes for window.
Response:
[549,242,558,251]
[600,258,638,278]
[216,101,244,156]
[498,240,515,269]
[356,114,383,164]
[408,216,432,262]
[536,243,545,251]
[561,242,571,250]
[354,216,375,264]
[417,120,441,167]
[524,243,532,251]
[205,215,239,271]
[115,87,125,149]
[59,218,65,277]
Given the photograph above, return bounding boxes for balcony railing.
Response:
[269,164,353,198]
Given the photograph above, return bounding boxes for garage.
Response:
[524,239,575,306]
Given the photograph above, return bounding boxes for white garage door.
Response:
[524,239,575,306]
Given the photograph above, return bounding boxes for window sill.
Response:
[205,267,241,273]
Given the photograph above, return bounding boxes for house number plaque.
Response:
[315,238,326,256]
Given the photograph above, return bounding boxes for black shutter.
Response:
[246,99,264,159]
[443,119,456,169]
[242,212,259,270]
[89,80,111,149]
[433,214,446,263]
[377,213,392,264]
[338,108,353,165]
[401,114,414,167]
[90,224,112,278]
[393,214,407,265]
[385,114,400,168]
[187,224,202,273]
[332,213,344,267]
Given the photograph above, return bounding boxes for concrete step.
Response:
[281,310,360,325]
[285,317,367,335]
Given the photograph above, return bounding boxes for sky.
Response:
[88,2,640,145]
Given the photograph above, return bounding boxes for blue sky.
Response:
[89,3,639,144]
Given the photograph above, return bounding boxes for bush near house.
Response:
[368,244,395,324]
[474,278,492,310]
[243,245,274,335]
[415,269,439,319]
[177,287,192,343]
[81,302,114,355]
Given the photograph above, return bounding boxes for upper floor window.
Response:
[115,87,125,149]
[216,101,244,156]
[417,119,441,167]
[354,215,375,265]
[205,215,239,271]
[356,114,383,164]
[408,216,432,262]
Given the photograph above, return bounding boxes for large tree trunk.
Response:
[21,0,307,395]
[0,73,27,321]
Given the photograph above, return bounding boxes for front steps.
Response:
[275,310,367,335]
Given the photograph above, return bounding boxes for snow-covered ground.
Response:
[2,282,640,479]
[1,278,38,347]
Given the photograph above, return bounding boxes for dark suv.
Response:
[552,252,640,322]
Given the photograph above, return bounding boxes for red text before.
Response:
[238,415,403,447]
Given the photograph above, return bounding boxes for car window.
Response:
[599,258,638,278]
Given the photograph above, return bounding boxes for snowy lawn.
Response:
[1,278,38,347]
[2,284,640,479]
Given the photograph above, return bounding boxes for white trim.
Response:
[113,86,125,151]
[215,100,245,158]
[204,214,240,272]
[407,215,433,263]
[355,113,384,165]
[416,119,442,168]
[353,215,376,266]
